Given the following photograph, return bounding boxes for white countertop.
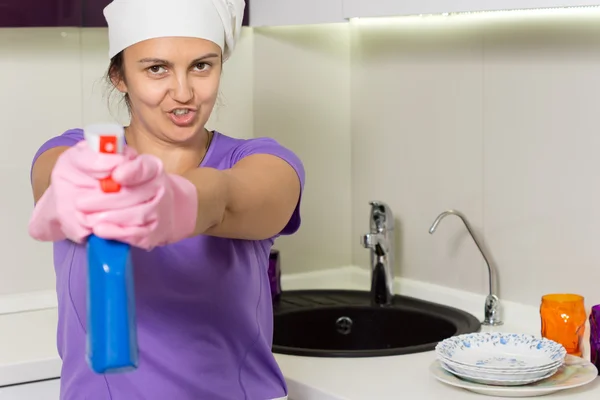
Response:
[0,309,61,388]
[277,352,600,400]
[1,266,599,399]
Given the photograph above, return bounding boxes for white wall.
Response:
[5,8,600,311]
[350,10,600,307]
[0,27,253,296]
[253,23,353,275]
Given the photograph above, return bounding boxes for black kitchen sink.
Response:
[272,289,481,358]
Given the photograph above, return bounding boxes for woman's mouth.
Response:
[168,108,197,127]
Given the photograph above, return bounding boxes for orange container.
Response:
[540,294,587,357]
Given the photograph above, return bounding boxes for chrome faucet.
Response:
[361,201,395,306]
[428,210,503,326]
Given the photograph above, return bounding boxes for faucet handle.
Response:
[368,201,394,233]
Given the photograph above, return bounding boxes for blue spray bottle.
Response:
[84,123,139,374]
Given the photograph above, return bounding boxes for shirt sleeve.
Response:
[30,128,85,182]
[231,137,306,236]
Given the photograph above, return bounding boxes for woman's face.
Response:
[114,36,222,143]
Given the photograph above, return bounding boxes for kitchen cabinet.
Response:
[249,0,345,27]
[81,0,252,28]
[82,0,109,27]
[242,0,250,26]
[342,0,600,19]
[0,0,82,28]
[0,0,251,28]
[0,379,60,400]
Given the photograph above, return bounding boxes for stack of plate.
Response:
[435,332,567,386]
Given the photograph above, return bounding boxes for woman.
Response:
[27,0,304,399]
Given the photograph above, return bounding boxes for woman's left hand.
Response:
[76,150,198,250]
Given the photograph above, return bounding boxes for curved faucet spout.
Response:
[428,210,503,326]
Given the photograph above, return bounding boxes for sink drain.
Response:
[335,316,353,335]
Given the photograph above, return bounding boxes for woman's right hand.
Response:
[28,141,135,243]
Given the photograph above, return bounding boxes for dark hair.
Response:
[105,51,131,112]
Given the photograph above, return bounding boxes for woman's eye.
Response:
[195,63,210,71]
[148,65,166,74]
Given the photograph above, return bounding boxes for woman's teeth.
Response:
[173,109,190,115]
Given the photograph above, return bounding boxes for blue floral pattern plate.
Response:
[430,354,598,397]
[435,332,566,370]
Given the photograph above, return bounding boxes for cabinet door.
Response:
[82,0,110,27]
[82,0,250,28]
[249,0,345,27]
[342,0,600,19]
[0,0,82,27]
[242,0,250,26]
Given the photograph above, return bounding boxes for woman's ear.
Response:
[109,68,128,94]
[112,77,128,94]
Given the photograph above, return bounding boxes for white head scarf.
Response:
[103,0,245,62]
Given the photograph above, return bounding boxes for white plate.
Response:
[430,354,598,397]
[439,358,561,380]
[440,363,557,386]
[439,356,563,374]
[435,332,566,370]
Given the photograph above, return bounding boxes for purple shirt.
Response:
[31,129,305,400]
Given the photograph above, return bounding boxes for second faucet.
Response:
[429,210,503,326]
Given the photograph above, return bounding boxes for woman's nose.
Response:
[170,75,194,103]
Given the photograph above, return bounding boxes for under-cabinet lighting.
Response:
[350,5,600,25]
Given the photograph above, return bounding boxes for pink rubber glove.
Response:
[75,154,199,250]
[28,141,137,243]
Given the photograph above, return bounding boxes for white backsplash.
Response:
[349,11,600,308]
[253,24,353,276]
[4,10,600,310]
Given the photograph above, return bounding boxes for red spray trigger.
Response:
[98,135,121,193]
